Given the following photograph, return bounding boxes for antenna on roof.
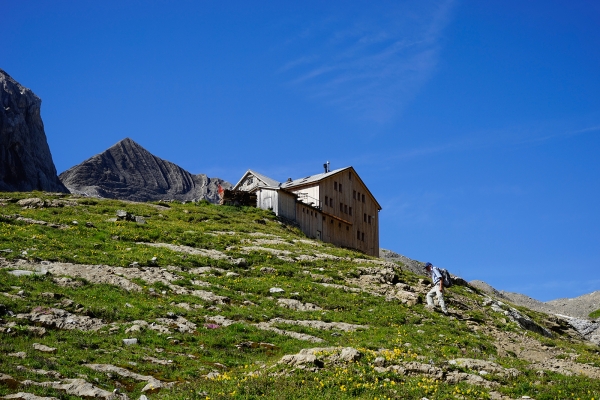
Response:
[323,161,330,173]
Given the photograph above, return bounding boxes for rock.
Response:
[8,270,46,277]
[17,307,105,331]
[190,290,230,304]
[8,352,27,359]
[356,267,398,284]
[59,138,231,202]
[268,318,368,332]
[394,290,421,306]
[21,378,128,399]
[122,338,138,345]
[125,324,143,334]
[84,364,173,393]
[448,358,520,378]
[260,267,276,274]
[32,343,56,353]
[0,373,20,389]
[0,69,68,193]
[277,298,322,311]
[269,287,285,293]
[279,347,363,368]
[2,393,59,400]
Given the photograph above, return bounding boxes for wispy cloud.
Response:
[278,0,456,123]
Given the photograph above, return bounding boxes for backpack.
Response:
[438,268,453,288]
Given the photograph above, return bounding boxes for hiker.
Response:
[424,262,448,315]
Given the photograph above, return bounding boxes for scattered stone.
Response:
[21,378,129,399]
[259,267,276,274]
[279,347,362,368]
[15,367,61,379]
[394,289,421,306]
[32,343,56,353]
[448,358,520,378]
[277,298,322,311]
[141,242,245,266]
[52,277,84,288]
[1,215,68,229]
[122,338,138,345]
[269,287,285,294]
[0,373,20,389]
[7,270,47,277]
[8,352,27,359]
[17,307,105,331]
[154,316,196,333]
[254,323,324,343]
[2,393,59,400]
[143,356,173,366]
[188,289,229,304]
[84,364,174,393]
[268,318,368,332]
[235,341,277,351]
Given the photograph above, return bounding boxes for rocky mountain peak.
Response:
[59,138,231,202]
[0,69,68,193]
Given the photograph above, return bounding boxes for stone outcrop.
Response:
[59,138,231,202]
[0,69,67,193]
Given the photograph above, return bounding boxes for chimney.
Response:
[323,161,330,173]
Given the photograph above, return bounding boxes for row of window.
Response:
[302,207,318,218]
[353,190,366,203]
[357,230,365,241]
[330,182,367,205]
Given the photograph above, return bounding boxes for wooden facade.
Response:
[233,167,381,256]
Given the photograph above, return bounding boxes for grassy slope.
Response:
[0,192,598,400]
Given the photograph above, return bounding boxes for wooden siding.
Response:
[235,167,380,257]
[296,203,323,240]
[289,168,380,256]
[256,188,296,221]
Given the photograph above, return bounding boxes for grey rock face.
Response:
[59,138,231,203]
[379,249,426,276]
[0,69,67,193]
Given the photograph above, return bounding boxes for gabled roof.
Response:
[233,169,281,190]
[279,167,349,189]
[281,166,381,210]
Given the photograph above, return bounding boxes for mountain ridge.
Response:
[59,137,231,203]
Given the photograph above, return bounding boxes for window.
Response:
[362,194,365,203]
[331,219,334,224]
[368,215,371,224]
[353,190,356,200]
[340,202,343,212]
[339,183,342,192]
[338,222,341,228]
[323,216,326,221]
[325,195,328,207]
[302,208,305,213]
[364,213,367,222]
[349,207,352,216]
[349,171,352,180]
[362,232,365,241]
[329,198,333,207]
[346,226,349,231]
[357,230,360,240]
[344,204,348,214]
[310,210,313,216]
[334,181,338,190]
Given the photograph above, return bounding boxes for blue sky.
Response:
[2,1,599,301]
